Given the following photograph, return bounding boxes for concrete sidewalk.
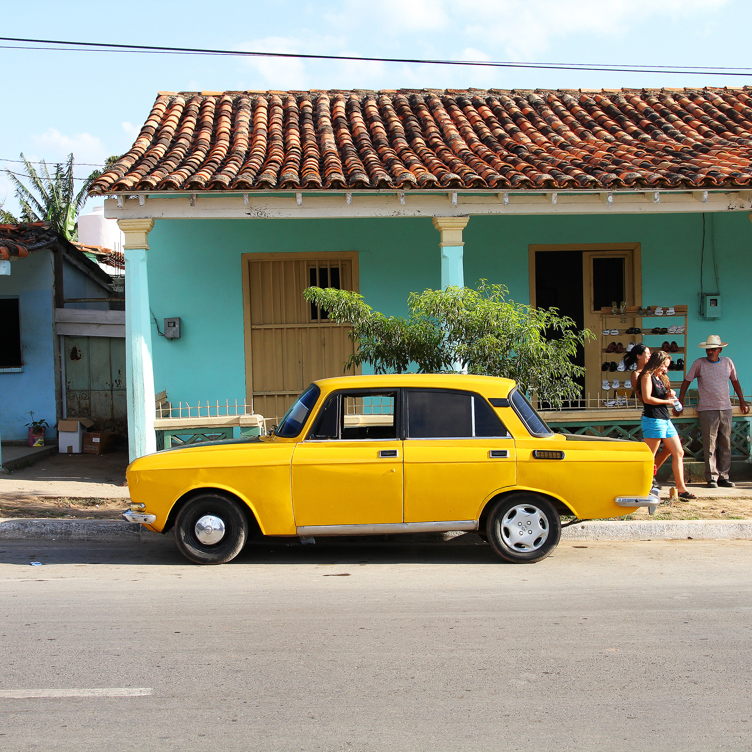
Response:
[0,449,130,500]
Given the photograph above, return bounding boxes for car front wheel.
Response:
[486,494,561,564]
[174,493,249,565]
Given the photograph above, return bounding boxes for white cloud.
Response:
[237,36,310,89]
[122,121,139,139]
[453,0,730,59]
[31,128,110,170]
[325,0,449,34]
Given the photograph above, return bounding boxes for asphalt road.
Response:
[1,538,751,752]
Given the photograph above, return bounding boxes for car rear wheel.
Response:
[486,493,561,564]
[175,493,249,565]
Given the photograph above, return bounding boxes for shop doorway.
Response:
[529,244,641,404]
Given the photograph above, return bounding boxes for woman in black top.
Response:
[638,350,695,500]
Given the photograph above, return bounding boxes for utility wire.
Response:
[0,158,105,167]
[1,36,752,77]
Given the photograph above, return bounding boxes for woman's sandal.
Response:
[678,491,697,501]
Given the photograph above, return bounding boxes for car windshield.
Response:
[275,384,321,438]
[509,388,554,438]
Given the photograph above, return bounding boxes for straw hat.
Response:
[698,334,728,348]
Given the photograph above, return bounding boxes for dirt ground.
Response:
[1,493,751,521]
[0,496,129,519]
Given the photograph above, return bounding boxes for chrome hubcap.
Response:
[195,514,226,545]
[500,505,549,551]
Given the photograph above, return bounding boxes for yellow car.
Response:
[125,374,656,565]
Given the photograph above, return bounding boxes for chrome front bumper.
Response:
[123,511,157,524]
[615,496,660,508]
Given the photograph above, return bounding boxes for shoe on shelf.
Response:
[606,342,616,352]
[626,342,635,351]
[718,478,736,488]
[617,360,626,371]
[678,491,697,501]
[602,328,611,336]
[602,379,611,391]
[666,307,675,316]
[633,327,641,334]
[655,306,664,316]
[659,328,668,334]
[706,481,718,488]
[662,341,671,351]
[670,341,679,352]
[615,343,625,353]
[675,358,684,370]
[609,361,618,372]
[676,325,685,334]
[668,325,678,333]
[610,329,619,336]
[602,362,610,371]
[611,378,620,389]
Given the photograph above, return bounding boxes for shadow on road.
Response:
[0,535,503,567]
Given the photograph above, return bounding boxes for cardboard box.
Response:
[83,431,117,455]
[58,418,94,454]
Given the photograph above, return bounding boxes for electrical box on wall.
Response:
[164,317,181,339]
[701,294,721,319]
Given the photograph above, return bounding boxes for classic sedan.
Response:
[125,374,656,564]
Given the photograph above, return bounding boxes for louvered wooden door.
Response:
[242,252,359,422]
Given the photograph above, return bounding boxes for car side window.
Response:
[308,391,397,440]
[407,390,508,438]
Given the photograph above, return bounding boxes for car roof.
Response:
[314,373,516,397]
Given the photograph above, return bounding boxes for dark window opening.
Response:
[309,265,342,321]
[592,257,625,313]
[0,299,22,368]
[407,390,509,438]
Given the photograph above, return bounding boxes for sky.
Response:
[2,0,751,215]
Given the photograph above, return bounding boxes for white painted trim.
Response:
[104,190,752,221]
[55,308,126,325]
[56,322,126,337]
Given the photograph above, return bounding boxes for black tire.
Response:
[486,493,561,564]
[174,493,249,565]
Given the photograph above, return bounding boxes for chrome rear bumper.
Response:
[123,511,157,524]
[615,496,660,508]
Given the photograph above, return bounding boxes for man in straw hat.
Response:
[676,335,749,488]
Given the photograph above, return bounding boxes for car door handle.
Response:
[379,449,399,458]
[489,450,510,458]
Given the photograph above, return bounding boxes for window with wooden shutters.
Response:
[242,252,359,422]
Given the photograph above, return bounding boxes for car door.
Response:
[292,389,404,527]
[403,389,516,523]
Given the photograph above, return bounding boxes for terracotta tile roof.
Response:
[89,88,752,194]
[73,242,125,271]
[0,222,58,260]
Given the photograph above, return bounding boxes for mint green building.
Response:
[90,88,752,466]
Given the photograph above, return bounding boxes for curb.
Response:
[1,518,752,543]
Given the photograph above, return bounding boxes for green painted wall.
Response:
[146,211,752,407]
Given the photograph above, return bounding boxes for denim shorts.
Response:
[641,416,678,439]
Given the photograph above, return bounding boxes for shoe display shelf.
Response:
[637,304,688,386]
[598,305,645,405]
[598,304,688,405]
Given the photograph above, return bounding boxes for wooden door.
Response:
[63,335,127,440]
[242,252,359,421]
[582,250,637,399]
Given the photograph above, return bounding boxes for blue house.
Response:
[0,223,124,463]
[89,87,752,469]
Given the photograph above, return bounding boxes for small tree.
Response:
[303,281,593,407]
[3,153,118,240]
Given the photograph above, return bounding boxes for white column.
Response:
[432,217,469,289]
[118,219,156,461]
